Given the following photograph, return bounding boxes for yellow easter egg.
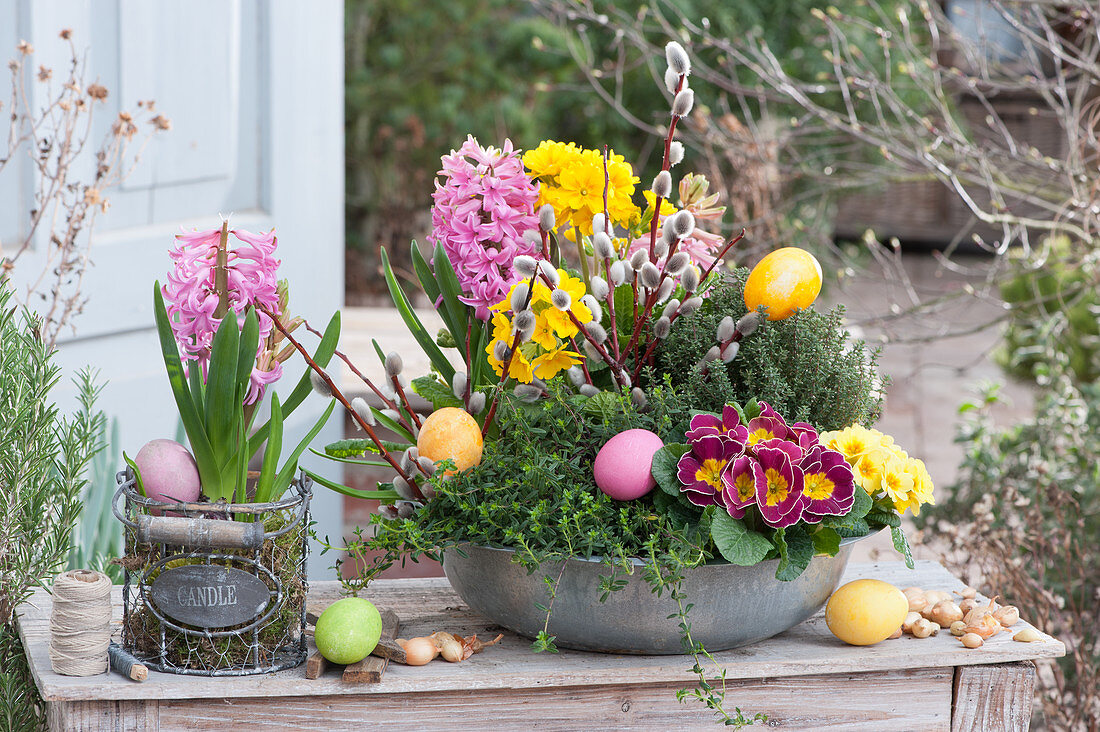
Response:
[825,579,909,646]
[743,247,823,321]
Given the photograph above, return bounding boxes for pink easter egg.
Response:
[134,439,202,511]
[593,429,664,501]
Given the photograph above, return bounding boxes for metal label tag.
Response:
[149,565,271,629]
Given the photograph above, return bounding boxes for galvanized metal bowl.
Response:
[443,535,869,654]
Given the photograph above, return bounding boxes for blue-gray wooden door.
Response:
[0,0,345,577]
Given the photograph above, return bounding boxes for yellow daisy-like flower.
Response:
[543,270,592,338]
[531,344,583,380]
[485,339,533,383]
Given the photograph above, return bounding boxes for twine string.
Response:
[49,569,112,677]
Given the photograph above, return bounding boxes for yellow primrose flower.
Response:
[523,140,581,179]
[821,424,879,466]
[853,447,891,495]
[531,344,583,380]
[643,189,678,219]
[530,314,558,351]
[490,311,512,342]
[880,456,916,506]
[485,339,533,383]
[558,161,605,230]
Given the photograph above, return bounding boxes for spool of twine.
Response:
[49,569,113,676]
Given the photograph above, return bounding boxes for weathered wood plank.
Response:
[952,661,1036,732]
[17,561,1064,703]
[47,699,159,731]
[303,652,328,680]
[341,609,399,683]
[154,668,952,731]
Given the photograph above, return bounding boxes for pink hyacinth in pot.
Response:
[428,136,541,320]
[163,221,282,403]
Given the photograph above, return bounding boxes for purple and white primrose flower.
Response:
[797,444,857,523]
[685,405,749,444]
[674,401,858,530]
[676,434,744,509]
[751,444,806,527]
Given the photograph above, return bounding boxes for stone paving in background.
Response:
[335,253,1036,571]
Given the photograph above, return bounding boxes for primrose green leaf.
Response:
[711,512,772,566]
[848,485,873,520]
[811,527,841,556]
[775,526,814,581]
[651,443,690,496]
[866,508,902,528]
[324,438,409,458]
[412,375,463,410]
[821,514,871,538]
[891,525,915,569]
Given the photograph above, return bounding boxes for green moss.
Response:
[655,270,883,431]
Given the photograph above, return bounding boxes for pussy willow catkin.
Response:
[49,569,113,676]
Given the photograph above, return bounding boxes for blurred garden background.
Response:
[1,0,1096,728]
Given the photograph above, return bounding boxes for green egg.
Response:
[314,597,382,664]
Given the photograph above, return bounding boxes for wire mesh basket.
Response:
[112,469,311,676]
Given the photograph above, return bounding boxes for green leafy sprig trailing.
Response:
[152,284,339,506]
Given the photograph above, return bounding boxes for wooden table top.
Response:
[17,560,1064,703]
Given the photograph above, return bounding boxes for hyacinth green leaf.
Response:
[891,525,915,569]
[254,392,283,506]
[412,242,466,362]
[711,512,772,566]
[187,355,205,420]
[381,247,455,383]
[122,451,145,497]
[235,308,260,394]
[370,404,414,443]
[411,242,442,310]
[248,310,340,456]
[430,243,471,344]
[308,446,391,467]
[301,466,400,502]
[651,443,690,496]
[775,526,814,581]
[204,311,242,464]
[270,400,337,501]
[153,284,218,492]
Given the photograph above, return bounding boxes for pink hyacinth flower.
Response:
[163,225,282,404]
[428,136,540,320]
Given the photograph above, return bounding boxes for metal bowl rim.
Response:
[446,528,879,569]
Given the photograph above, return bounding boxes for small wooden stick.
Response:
[108,643,148,682]
[304,651,329,680]
[342,610,399,684]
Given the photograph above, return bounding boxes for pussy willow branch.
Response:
[481,272,539,437]
[300,320,418,437]
[260,306,423,499]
